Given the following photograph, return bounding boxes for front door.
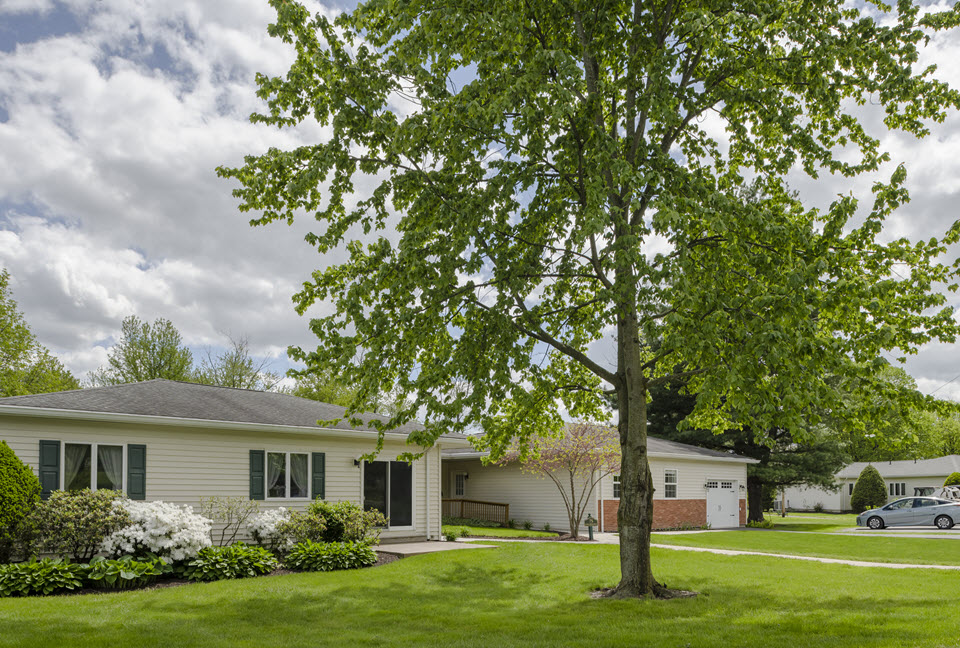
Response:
[706,480,739,528]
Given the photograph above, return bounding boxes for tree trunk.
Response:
[747,478,765,524]
[613,304,660,597]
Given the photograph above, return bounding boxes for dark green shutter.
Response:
[127,444,147,500]
[38,440,60,499]
[250,450,265,500]
[311,452,325,500]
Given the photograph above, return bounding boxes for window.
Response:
[849,483,854,496]
[266,452,310,499]
[63,443,124,492]
[888,482,906,497]
[364,461,413,527]
[454,473,466,497]
[613,475,621,499]
[664,470,678,499]
[705,480,719,489]
[720,480,733,489]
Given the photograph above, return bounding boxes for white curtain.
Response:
[267,453,285,497]
[98,445,124,490]
[64,443,89,490]
[290,454,308,498]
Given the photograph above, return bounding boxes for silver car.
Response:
[857,497,960,530]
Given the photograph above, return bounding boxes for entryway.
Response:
[706,480,739,528]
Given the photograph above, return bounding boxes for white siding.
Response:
[1,415,441,541]
[784,476,949,512]
[442,459,599,534]
[598,457,748,501]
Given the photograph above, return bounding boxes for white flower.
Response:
[247,507,291,549]
[102,500,213,561]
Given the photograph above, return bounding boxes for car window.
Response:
[885,499,912,510]
[914,499,934,507]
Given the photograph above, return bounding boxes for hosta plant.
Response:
[0,558,88,597]
[284,541,377,572]
[86,555,171,590]
[180,543,279,582]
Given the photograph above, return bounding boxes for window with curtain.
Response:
[64,443,124,491]
[266,452,310,499]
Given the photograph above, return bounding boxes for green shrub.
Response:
[284,541,377,572]
[0,441,41,563]
[0,558,88,597]
[747,518,775,529]
[543,523,551,532]
[26,489,130,561]
[278,500,386,546]
[180,543,279,582]
[442,526,469,541]
[813,502,825,513]
[850,465,888,513]
[522,520,533,530]
[86,555,171,590]
[506,519,517,529]
[944,472,960,487]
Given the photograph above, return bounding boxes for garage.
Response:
[706,479,740,528]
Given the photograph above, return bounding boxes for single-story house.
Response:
[0,379,471,542]
[782,455,960,512]
[441,436,757,533]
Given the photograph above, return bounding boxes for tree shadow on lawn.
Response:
[1,549,954,648]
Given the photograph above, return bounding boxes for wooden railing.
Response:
[442,499,510,526]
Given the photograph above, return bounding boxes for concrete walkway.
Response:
[648,543,960,570]
[378,540,498,558]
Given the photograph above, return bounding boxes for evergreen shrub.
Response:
[850,465,887,513]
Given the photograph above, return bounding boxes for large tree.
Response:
[221,1,960,597]
[89,315,194,386]
[0,269,80,396]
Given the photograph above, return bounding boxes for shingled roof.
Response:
[0,379,434,437]
[442,432,757,463]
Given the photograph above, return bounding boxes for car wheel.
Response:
[935,515,955,530]
[867,516,884,530]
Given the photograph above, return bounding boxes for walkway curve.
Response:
[650,543,960,570]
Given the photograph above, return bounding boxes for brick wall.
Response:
[600,498,747,531]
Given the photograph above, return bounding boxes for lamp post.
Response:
[585,514,598,541]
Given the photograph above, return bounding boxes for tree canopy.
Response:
[221,0,960,597]
[0,269,80,397]
[194,334,283,391]
[89,316,194,386]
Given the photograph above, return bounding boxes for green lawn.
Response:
[3,542,960,647]
[766,512,859,533]
[444,524,557,538]
[652,529,960,565]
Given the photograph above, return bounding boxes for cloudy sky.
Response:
[1,1,960,401]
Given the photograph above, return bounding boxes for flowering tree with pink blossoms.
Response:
[503,422,620,538]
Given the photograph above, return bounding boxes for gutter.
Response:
[0,404,472,447]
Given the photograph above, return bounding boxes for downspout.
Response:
[426,447,431,540]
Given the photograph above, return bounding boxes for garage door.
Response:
[706,480,739,528]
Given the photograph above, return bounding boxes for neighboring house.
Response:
[782,455,960,512]
[442,437,756,533]
[0,379,470,542]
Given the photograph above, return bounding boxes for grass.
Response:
[3,542,960,647]
[442,524,557,538]
[765,512,859,533]
[652,529,960,565]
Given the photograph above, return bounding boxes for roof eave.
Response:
[0,404,470,446]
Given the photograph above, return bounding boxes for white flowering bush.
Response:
[101,501,212,562]
[247,507,291,552]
